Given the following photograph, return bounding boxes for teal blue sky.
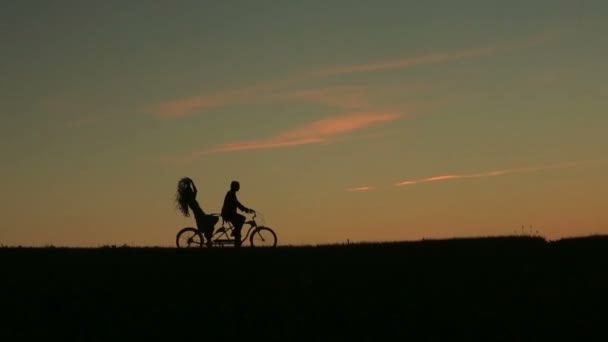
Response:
[1,1,607,246]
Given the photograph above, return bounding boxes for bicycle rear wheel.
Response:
[249,226,277,247]
[176,227,204,248]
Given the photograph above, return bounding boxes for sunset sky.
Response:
[1,1,607,246]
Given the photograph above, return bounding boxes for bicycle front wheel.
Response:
[250,226,277,247]
[176,227,204,248]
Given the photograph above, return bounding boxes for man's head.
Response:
[230,180,240,192]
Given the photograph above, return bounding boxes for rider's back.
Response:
[221,190,238,218]
[188,199,205,217]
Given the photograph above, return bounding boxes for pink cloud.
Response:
[314,32,554,78]
[275,84,431,112]
[203,137,326,154]
[279,86,376,110]
[149,33,551,118]
[149,76,311,119]
[313,46,498,77]
[424,175,462,182]
[192,112,401,156]
[153,83,412,119]
[347,186,376,192]
[149,46,477,118]
[395,160,595,187]
[151,88,254,119]
[397,171,505,185]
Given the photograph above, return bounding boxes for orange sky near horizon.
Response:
[1,1,607,246]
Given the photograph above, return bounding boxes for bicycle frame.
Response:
[176,210,276,248]
[208,214,259,246]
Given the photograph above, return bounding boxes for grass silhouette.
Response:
[1,235,606,340]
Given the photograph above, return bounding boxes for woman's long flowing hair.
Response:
[175,177,194,217]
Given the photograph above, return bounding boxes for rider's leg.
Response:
[204,215,218,244]
[232,214,245,248]
[203,226,213,247]
[196,214,216,247]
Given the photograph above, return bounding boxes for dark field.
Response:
[2,235,607,341]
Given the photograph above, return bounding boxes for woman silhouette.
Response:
[175,177,218,246]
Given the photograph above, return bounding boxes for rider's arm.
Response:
[234,195,251,213]
[236,198,247,212]
[190,180,197,195]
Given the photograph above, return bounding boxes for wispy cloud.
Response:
[278,86,375,110]
[274,84,431,112]
[149,76,311,119]
[191,112,401,156]
[313,47,498,77]
[347,186,376,192]
[149,33,551,119]
[313,32,554,78]
[395,160,595,187]
[397,170,508,186]
[150,87,256,119]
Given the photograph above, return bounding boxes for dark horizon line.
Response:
[2,233,606,249]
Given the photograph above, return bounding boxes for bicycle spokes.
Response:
[176,228,204,248]
[250,227,277,247]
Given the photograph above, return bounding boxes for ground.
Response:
[1,235,606,340]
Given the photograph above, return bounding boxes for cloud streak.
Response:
[347,186,376,192]
[395,160,595,187]
[313,47,498,77]
[149,33,551,118]
[150,76,312,119]
[191,112,401,156]
[274,84,431,112]
[314,31,554,78]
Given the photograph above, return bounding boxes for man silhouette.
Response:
[221,181,253,248]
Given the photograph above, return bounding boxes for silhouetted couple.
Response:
[175,178,253,248]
